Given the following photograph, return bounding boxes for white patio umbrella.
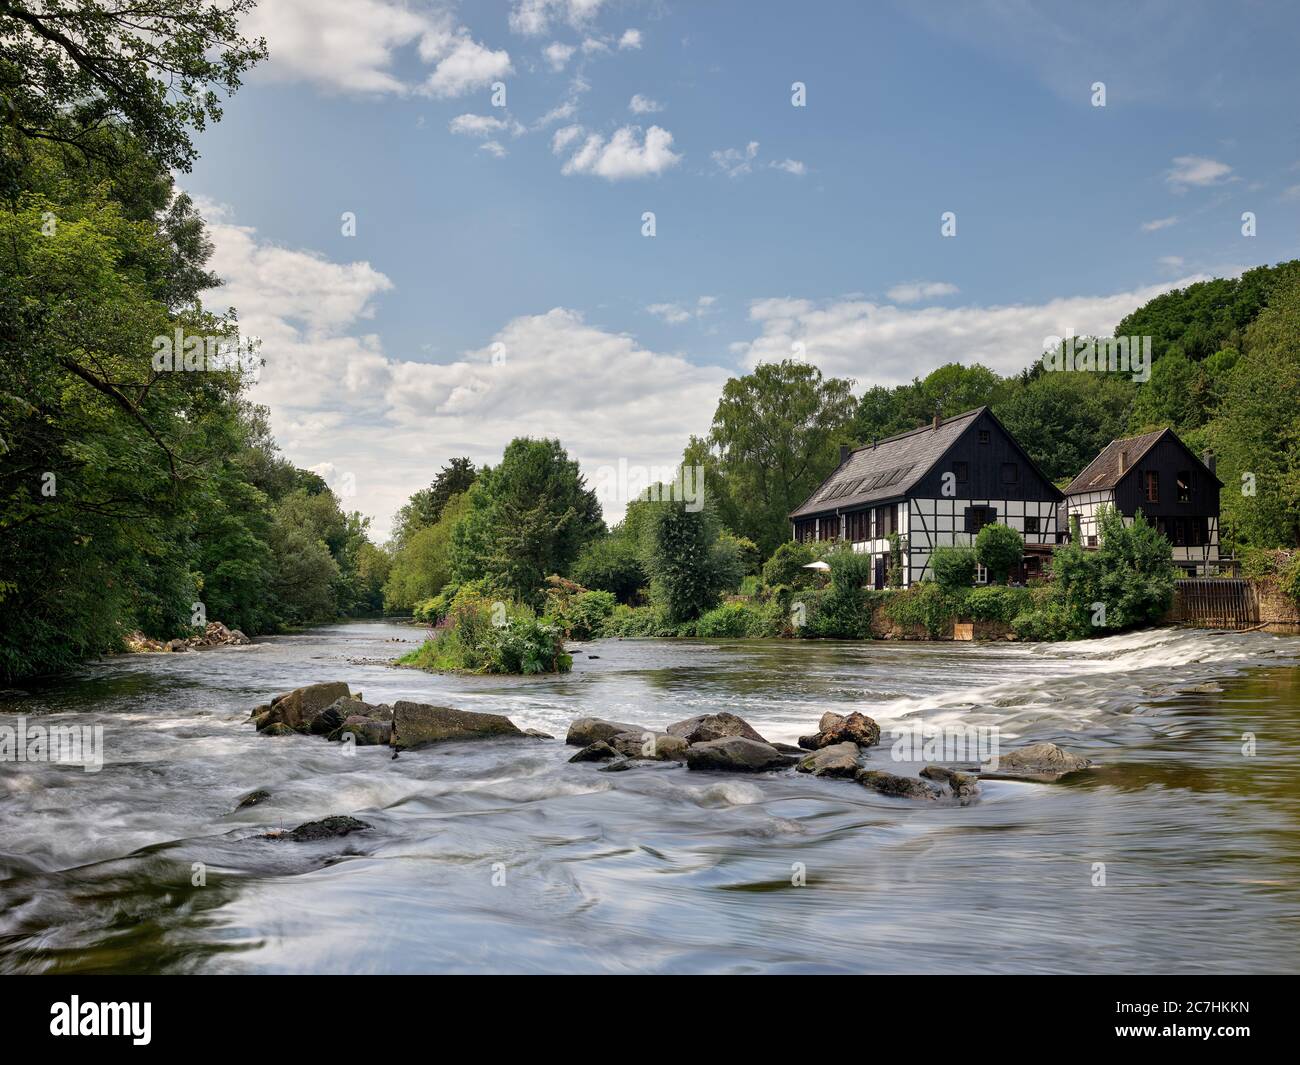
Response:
[801,560,831,571]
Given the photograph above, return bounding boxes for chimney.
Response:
[1202,449,1216,474]
[839,444,851,465]
[932,404,942,431]
[1118,449,1129,475]
[871,436,878,450]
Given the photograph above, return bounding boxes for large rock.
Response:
[391,701,522,751]
[665,711,768,745]
[920,764,980,803]
[798,711,881,750]
[855,769,942,800]
[565,717,652,747]
[796,741,861,778]
[337,716,392,746]
[264,681,351,732]
[981,742,1093,783]
[312,697,390,737]
[271,816,372,842]
[685,737,797,773]
[569,740,619,763]
[608,731,689,761]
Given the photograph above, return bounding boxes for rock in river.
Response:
[261,681,352,733]
[920,764,980,803]
[608,731,689,761]
[665,711,768,745]
[337,715,393,746]
[565,717,652,747]
[268,816,372,842]
[796,741,861,778]
[855,769,942,800]
[391,701,522,751]
[569,740,619,762]
[981,742,1093,783]
[798,711,881,750]
[685,737,798,773]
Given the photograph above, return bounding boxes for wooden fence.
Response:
[1173,578,1259,629]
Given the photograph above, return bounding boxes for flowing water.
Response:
[1,622,1298,974]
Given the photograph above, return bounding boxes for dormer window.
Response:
[1177,471,1191,502]
[1145,471,1160,502]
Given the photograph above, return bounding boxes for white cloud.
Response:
[1140,216,1179,232]
[419,27,513,97]
[449,113,513,138]
[551,124,584,154]
[581,37,609,55]
[510,0,606,36]
[544,41,576,71]
[535,100,579,128]
[244,1,511,98]
[618,28,643,50]
[647,296,718,324]
[712,141,760,178]
[1280,184,1300,201]
[768,158,806,176]
[478,140,508,158]
[561,125,682,180]
[629,93,663,114]
[886,281,960,304]
[733,279,1212,385]
[1165,155,1233,189]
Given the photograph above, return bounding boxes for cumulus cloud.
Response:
[886,281,959,304]
[560,125,682,179]
[768,158,806,176]
[551,123,585,153]
[198,205,723,537]
[646,296,718,324]
[732,279,1212,385]
[629,93,663,114]
[244,0,510,97]
[1165,155,1233,189]
[510,0,606,36]
[449,113,521,138]
[544,41,576,70]
[618,29,643,50]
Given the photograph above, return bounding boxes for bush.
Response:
[601,603,678,637]
[962,585,1032,624]
[696,600,765,638]
[931,546,977,592]
[975,523,1023,584]
[398,587,571,674]
[761,540,819,590]
[884,582,958,638]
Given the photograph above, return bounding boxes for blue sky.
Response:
[186,0,1300,537]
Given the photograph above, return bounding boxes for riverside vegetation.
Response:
[5,3,1300,683]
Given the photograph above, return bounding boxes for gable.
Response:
[909,409,1064,503]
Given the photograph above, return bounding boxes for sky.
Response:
[185,0,1300,539]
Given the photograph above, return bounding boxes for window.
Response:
[875,503,895,537]
[965,505,997,533]
[1145,470,1159,502]
[952,461,968,483]
[1086,535,1098,547]
[846,510,871,542]
[978,430,991,444]
[1024,515,1040,534]
[1177,470,1191,502]
[818,517,840,541]
[1001,462,1019,484]
[794,519,816,542]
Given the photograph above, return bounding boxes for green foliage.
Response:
[761,540,819,590]
[383,491,469,611]
[962,585,1032,624]
[570,534,645,603]
[975,523,1023,584]
[696,600,766,638]
[931,546,977,592]
[641,500,740,623]
[887,534,904,588]
[542,579,616,640]
[450,437,604,605]
[884,582,959,638]
[706,360,857,554]
[399,588,571,674]
[854,362,1008,444]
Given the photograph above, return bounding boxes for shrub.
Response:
[962,585,1032,624]
[884,582,957,638]
[398,587,571,674]
[761,540,818,590]
[571,535,645,603]
[931,546,977,593]
[696,600,764,637]
[975,523,1023,584]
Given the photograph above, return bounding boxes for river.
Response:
[1,621,1298,974]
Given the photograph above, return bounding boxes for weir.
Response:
[1172,578,1259,630]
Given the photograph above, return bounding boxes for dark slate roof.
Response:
[1062,429,1167,495]
[790,408,984,519]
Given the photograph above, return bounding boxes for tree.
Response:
[641,500,740,623]
[383,492,469,610]
[708,360,856,555]
[450,438,604,604]
[571,534,645,603]
[975,523,1023,584]
[0,0,267,178]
